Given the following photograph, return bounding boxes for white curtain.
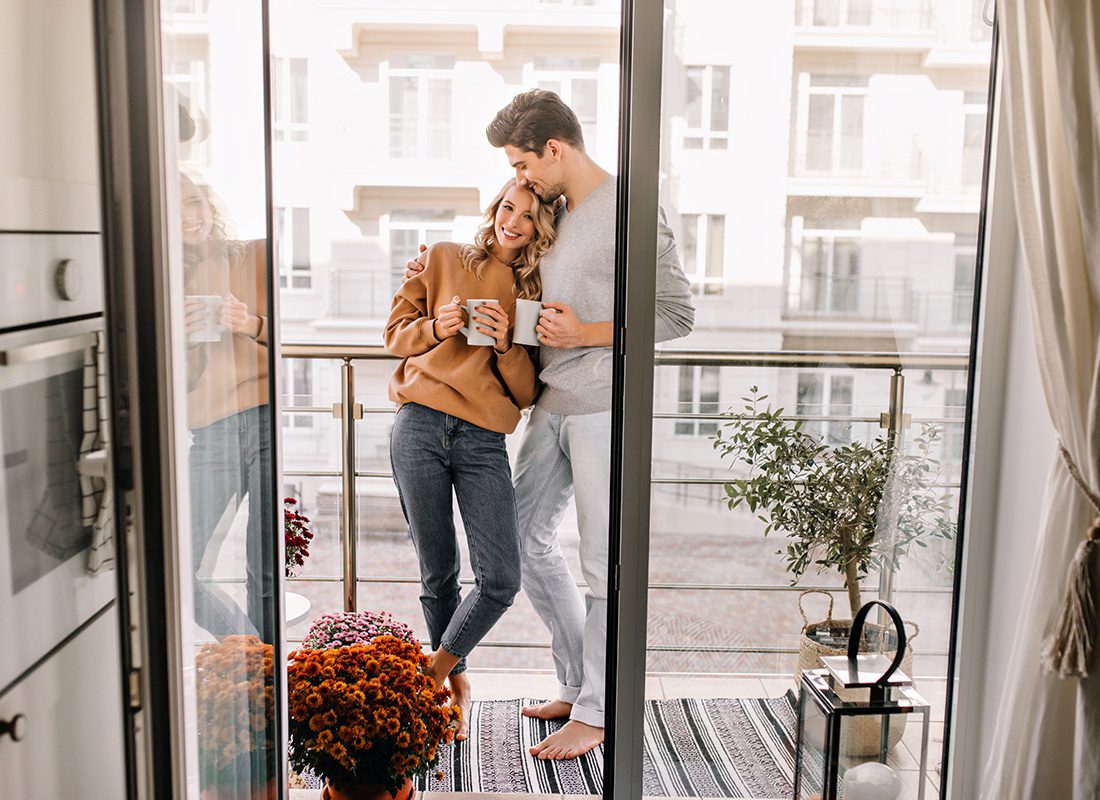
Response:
[983,1,1100,798]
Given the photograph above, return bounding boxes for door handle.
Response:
[0,333,98,366]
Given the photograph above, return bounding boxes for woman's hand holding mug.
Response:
[472,301,512,354]
[434,295,465,340]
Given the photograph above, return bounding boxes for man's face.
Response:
[504,143,567,204]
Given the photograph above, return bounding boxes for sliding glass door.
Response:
[612,1,995,799]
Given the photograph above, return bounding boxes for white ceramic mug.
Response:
[184,294,223,343]
[513,298,543,347]
[460,299,499,346]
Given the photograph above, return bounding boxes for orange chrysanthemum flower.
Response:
[287,637,456,797]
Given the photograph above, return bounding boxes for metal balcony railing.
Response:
[786,275,917,322]
[280,344,968,660]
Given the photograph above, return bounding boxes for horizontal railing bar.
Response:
[652,349,969,370]
[281,469,960,490]
[284,575,952,595]
[282,344,395,360]
[281,344,969,372]
[653,412,883,424]
[652,477,962,488]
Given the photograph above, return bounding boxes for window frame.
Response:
[683,65,730,150]
[795,73,869,176]
[386,56,455,160]
[273,56,309,143]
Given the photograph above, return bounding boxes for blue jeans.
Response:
[514,405,611,728]
[189,404,274,640]
[390,403,522,674]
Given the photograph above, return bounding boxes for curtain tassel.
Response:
[1040,518,1099,678]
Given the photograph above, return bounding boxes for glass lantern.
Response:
[793,600,931,800]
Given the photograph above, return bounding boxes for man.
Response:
[407,88,694,760]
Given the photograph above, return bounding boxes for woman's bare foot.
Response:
[529,720,604,760]
[521,698,573,720]
[447,671,472,741]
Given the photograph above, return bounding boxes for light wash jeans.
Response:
[514,404,611,728]
[390,403,522,675]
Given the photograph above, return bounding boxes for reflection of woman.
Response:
[181,173,273,640]
[385,179,555,738]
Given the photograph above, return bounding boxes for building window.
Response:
[275,207,311,290]
[962,93,987,188]
[675,366,720,437]
[274,57,309,142]
[953,238,977,326]
[798,223,862,315]
[532,57,600,153]
[684,66,730,150]
[805,0,872,26]
[283,359,314,429]
[387,210,454,293]
[681,214,725,296]
[797,373,853,445]
[944,382,968,463]
[388,55,454,159]
[171,0,208,14]
[799,75,868,175]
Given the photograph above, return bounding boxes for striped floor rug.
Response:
[412,693,798,796]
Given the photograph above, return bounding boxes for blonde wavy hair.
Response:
[459,178,556,301]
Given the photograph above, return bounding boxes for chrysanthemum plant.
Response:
[287,636,457,795]
[302,610,419,650]
[284,497,314,578]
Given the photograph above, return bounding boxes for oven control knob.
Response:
[54,258,82,301]
[0,714,26,743]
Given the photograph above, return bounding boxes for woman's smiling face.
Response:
[493,184,537,256]
[180,176,214,247]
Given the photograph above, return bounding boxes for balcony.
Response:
[273,344,966,796]
[793,0,936,52]
[786,275,917,324]
[789,132,927,198]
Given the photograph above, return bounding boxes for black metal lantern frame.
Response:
[793,600,932,800]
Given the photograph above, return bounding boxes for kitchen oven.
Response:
[0,233,114,692]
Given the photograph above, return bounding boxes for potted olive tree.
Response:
[712,386,957,752]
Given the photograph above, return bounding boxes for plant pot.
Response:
[797,590,919,756]
[324,778,416,800]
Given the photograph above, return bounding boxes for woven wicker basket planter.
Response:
[796,590,919,755]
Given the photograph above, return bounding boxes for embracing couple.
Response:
[385,89,694,761]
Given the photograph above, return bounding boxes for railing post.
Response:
[334,356,362,612]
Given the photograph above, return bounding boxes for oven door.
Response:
[0,316,115,691]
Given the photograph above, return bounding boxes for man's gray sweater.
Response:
[537,175,695,415]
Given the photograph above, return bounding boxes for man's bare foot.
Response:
[529,720,604,760]
[521,698,573,720]
[447,672,472,741]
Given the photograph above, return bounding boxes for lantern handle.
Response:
[848,600,907,687]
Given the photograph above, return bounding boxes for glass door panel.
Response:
[160,1,281,796]
[271,0,622,793]
[629,1,995,798]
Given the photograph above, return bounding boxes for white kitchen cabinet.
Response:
[0,607,126,800]
[0,0,102,232]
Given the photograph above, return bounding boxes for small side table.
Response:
[286,591,311,628]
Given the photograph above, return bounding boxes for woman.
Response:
[181,172,274,642]
[385,178,555,739]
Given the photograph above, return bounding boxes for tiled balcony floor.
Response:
[289,669,946,800]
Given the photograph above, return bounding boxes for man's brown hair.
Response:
[486,88,585,155]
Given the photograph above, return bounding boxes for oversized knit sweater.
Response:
[385,242,537,434]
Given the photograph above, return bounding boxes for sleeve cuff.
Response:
[419,318,440,348]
